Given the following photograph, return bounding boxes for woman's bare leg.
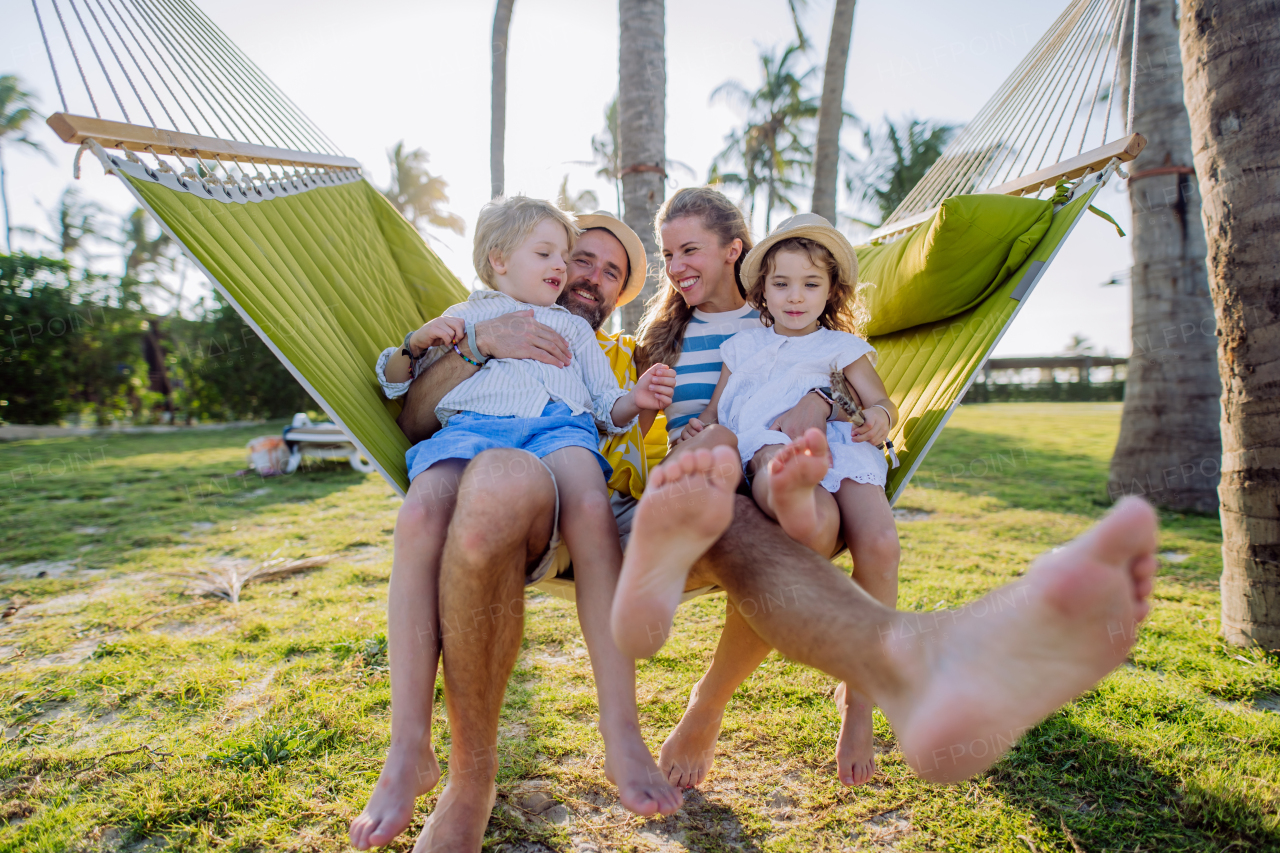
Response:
[350,460,465,850]
[542,447,683,817]
[832,480,900,786]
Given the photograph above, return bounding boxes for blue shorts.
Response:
[405,400,612,482]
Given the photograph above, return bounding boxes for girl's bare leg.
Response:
[350,460,465,850]
[750,428,841,556]
[832,480,900,786]
[542,447,683,817]
[659,600,772,787]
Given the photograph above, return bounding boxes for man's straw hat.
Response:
[575,210,648,307]
[741,212,858,288]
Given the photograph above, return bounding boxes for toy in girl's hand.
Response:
[828,362,866,427]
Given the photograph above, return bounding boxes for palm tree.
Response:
[811,0,857,224]
[1,75,46,253]
[586,96,622,216]
[711,43,820,232]
[382,142,465,238]
[1108,0,1220,514]
[618,0,666,333]
[851,117,955,226]
[491,0,516,199]
[556,175,599,215]
[1179,0,1280,650]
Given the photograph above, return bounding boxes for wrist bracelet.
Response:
[811,387,839,421]
[464,322,489,366]
[870,404,894,429]
[453,342,484,368]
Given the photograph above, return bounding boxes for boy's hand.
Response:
[633,363,675,411]
[851,406,890,446]
[409,316,467,353]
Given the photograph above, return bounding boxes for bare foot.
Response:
[603,723,684,815]
[659,678,723,788]
[612,445,741,658]
[349,740,440,849]
[833,681,876,786]
[412,778,496,853]
[880,496,1159,783]
[765,428,832,550]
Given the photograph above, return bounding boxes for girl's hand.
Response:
[633,363,676,411]
[409,316,467,353]
[851,406,890,445]
[675,417,705,445]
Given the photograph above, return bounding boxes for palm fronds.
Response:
[178,553,336,603]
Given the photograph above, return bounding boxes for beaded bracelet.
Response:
[453,342,484,368]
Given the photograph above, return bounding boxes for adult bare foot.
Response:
[412,778,496,853]
[659,678,723,788]
[612,445,740,658]
[603,725,684,816]
[833,681,876,786]
[349,740,440,849]
[765,428,832,550]
[880,497,1159,783]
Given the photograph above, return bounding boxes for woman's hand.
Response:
[408,316,466,352]
[633,363,676,411]
[851,405,890,445]
[474,310,571,368]
[769,390,835,439]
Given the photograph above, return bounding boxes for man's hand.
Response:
[633,363,675,411]
[408,316,466,352]
[851,406,891,445]
[769,391,833,440]
[473,310,571,368]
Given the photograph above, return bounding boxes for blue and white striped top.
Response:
[664,303,763,440]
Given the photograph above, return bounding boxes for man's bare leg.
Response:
[831,480,899,787]
[611,444,742,658]
[350,461,465,850]
[650,457,1158,782]
[659,601,771,788]
[541,448,682,816]
[416,450,555,852]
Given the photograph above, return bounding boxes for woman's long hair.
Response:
[636,187,754,371]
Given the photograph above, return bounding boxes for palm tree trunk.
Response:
[618,0,666,334]
[1179,0,1280,649]
[811,0,856,224]
[491,0,516,200]
[1108,0,1221,513]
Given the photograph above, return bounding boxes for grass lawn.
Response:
[0,402,1277,852]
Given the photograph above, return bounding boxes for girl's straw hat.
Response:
[741,213,858,288]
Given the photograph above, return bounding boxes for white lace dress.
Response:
[719,326,888,492]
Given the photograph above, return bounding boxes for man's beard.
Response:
[556,279,611,330]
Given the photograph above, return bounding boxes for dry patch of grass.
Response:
[0,407,1277,851]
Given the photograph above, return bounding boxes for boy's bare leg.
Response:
[416,450,555,852]
[612,443,742,658]
[831,481,899,787]
[658,463,1158,783]
[542,448,683,817]
[751,428,841,555]
[659,601,771,788]
[350,461,464,850]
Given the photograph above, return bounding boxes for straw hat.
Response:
[575,211,649,307]
[740,213,858,288]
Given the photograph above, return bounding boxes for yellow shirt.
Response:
[595,329,669,500]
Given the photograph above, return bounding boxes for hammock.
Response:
[29,0,1142,524]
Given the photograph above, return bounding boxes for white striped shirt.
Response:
[376,290,634,435]
[664,302,763,440]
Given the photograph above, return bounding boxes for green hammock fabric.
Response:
[112,161,1100,506]
[122,174,467,491]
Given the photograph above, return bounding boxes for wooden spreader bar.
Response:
[47,113,361,171]
[981,133,1146,197]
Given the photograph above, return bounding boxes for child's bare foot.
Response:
[765,429,832,550]
[833,681,877,786]
[411,777,496,853]
[880,497,1159,782]
[349,740,440,849]
[659,678,723,788]
[603,725,684,815]
[613,446,740,658]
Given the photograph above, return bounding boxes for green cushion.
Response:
[855,194,1053,337]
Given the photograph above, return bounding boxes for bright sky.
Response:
[2,0,1136,356]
